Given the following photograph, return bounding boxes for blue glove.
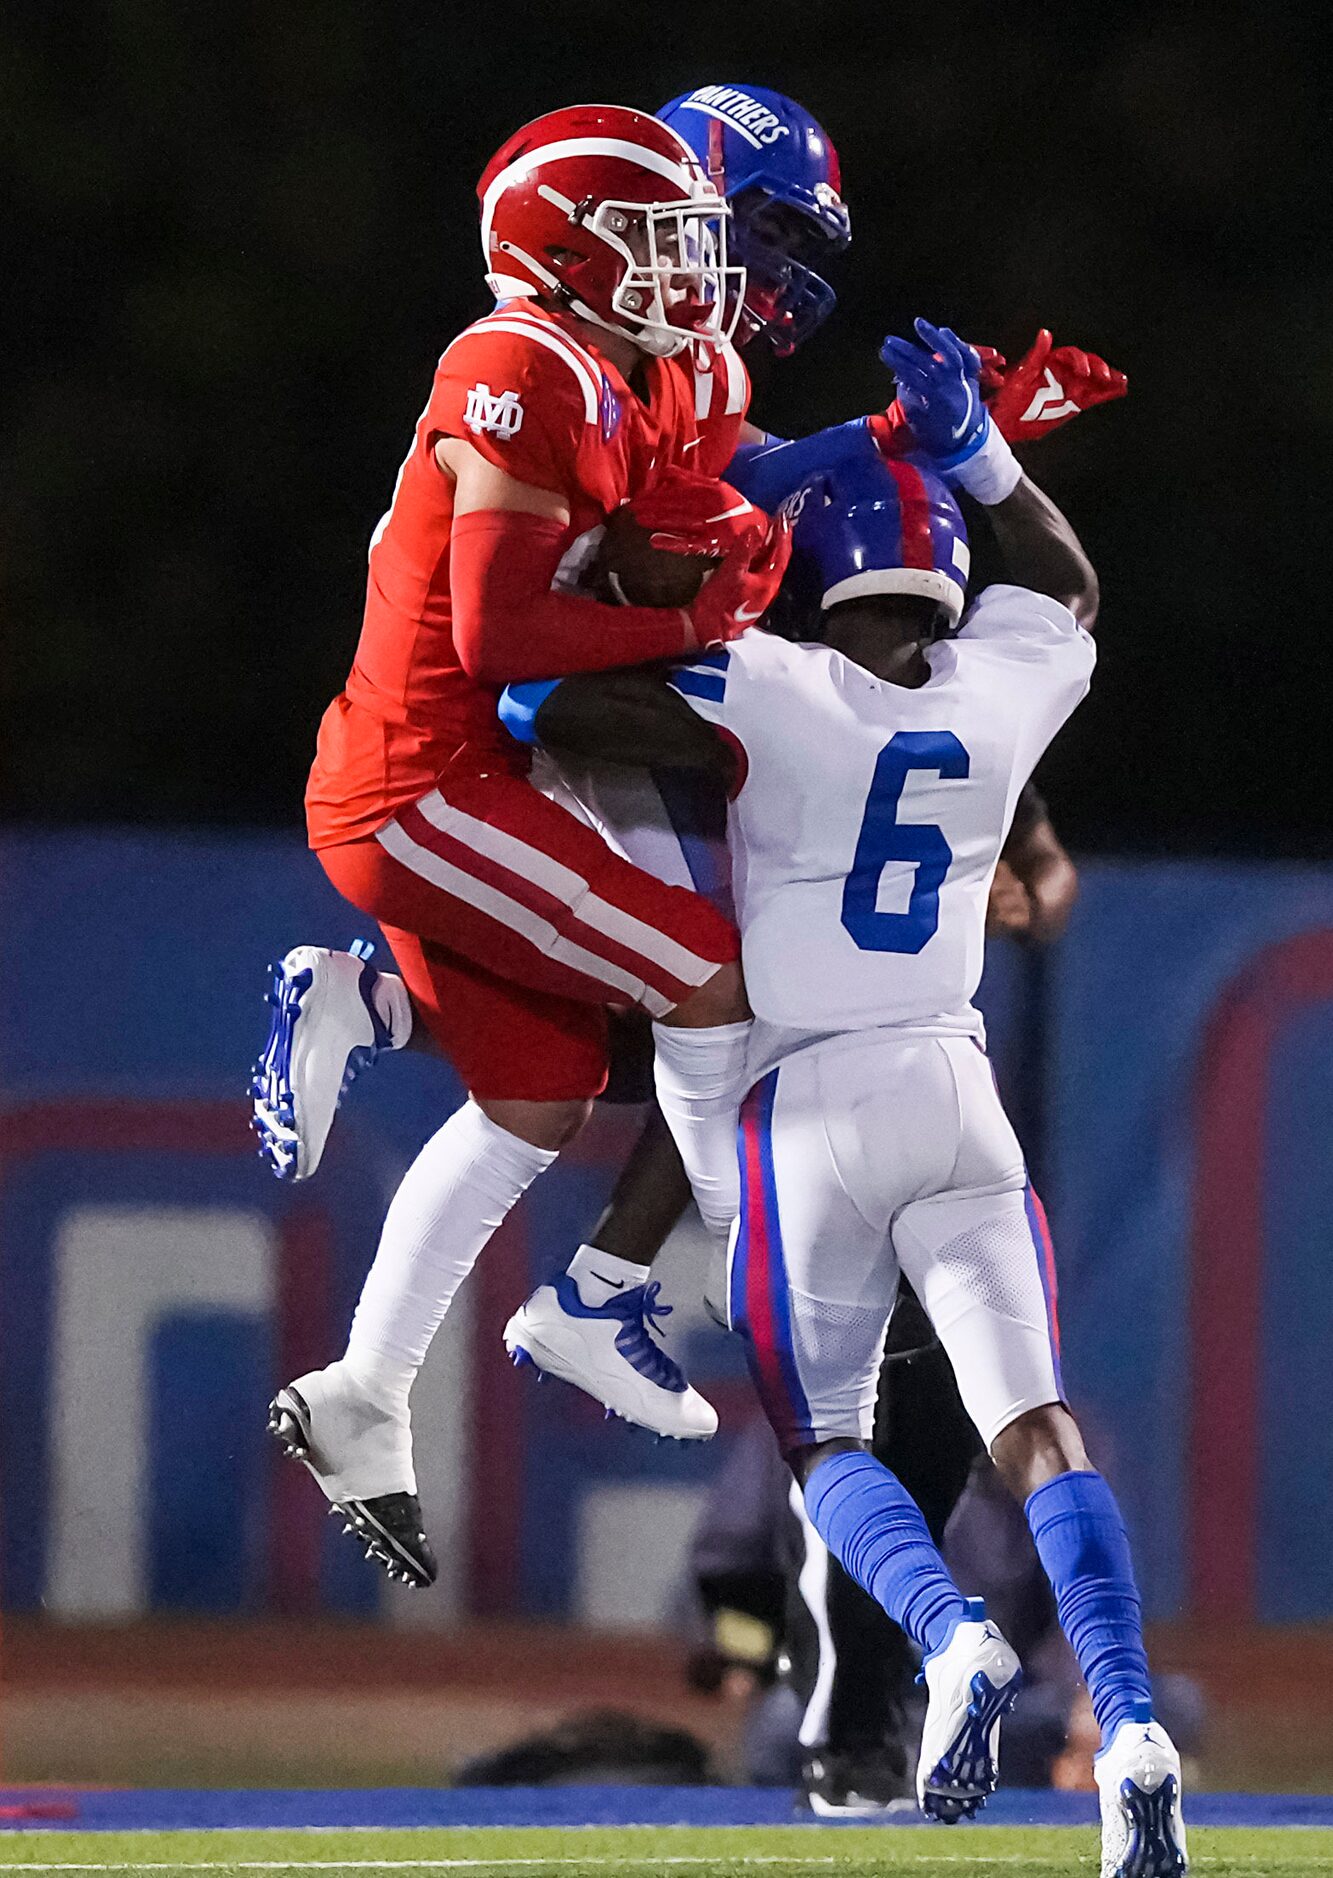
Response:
[726,418,885,513]
[498,678,560,745]
[879,319,989,471]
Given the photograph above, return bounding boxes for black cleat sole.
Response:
[268,1387,438,1589]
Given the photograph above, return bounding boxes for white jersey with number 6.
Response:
[666,583,1095,1073]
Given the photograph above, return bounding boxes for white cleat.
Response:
[917,1601,1023,1822]
[503,1254,718,1441]
[267,1361,437,1589]
[250,941,410,1180]
[1096,1706,1188,1877]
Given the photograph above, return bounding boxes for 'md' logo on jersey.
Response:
[464,382,525,439]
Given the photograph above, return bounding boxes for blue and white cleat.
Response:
[917,1600,1022,1822]
[1096,1705,1188,1876]
[503,1246,717,1440]
[250,942,411,1180]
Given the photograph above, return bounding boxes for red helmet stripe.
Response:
[888,459,934,571]
[707,116,727,191]
[481,136,706,249]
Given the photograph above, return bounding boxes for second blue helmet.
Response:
[775,457,971,641]
[658,84,850,355]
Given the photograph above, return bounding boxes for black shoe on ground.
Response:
[800,1743,914,1817]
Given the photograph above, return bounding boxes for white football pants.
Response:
[729,1030,1065,1456]
[533,752,732,914]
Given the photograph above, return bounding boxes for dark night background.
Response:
[5,2,1329,855]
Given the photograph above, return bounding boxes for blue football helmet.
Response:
[772,457,971,641]
[658,84,850,356]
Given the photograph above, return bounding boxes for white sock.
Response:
[344,1100,555,1410]
[565,1244,650,1308]
[651,1019,752,1241]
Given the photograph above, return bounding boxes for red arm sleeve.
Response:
[451,509,703,684]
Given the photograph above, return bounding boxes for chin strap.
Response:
[493,238,691,359]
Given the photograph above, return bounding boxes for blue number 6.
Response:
[840,731,970,954]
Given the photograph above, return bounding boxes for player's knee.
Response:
[661,959,750,1028]
[475,1095,593,1151]
[990,1402,1090,1501]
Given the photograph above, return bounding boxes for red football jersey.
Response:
[306,302,751,849]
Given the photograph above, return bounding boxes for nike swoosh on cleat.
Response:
[591,1272,628,1290]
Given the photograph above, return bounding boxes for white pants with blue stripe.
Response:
[532,752,734,915]
[731,1030,1065,1458]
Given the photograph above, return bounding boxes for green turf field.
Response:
[0,1825,1329,1876]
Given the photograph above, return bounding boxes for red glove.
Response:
[688,510,793,646]
[616,469,791,644]
[985,329,1128,442]
[972,343,1009,397]
[622,466,768,561]
[871,333,1125,459]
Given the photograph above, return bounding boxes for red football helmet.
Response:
[477,104,745,358]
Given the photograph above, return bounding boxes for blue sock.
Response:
[804,1449,969,1657]
[1026,1470,1152,1745]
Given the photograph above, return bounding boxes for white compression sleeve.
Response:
[651,1019,752,1241]
[344,1100,556,1409]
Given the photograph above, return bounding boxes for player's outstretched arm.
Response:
[983,474,1099,631]
[728,332,1125,512]
[499,671,740,785]
[880,320,1099,631]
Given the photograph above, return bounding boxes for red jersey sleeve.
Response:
[428,317,601,501]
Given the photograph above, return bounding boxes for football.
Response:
[592,504,719,608]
